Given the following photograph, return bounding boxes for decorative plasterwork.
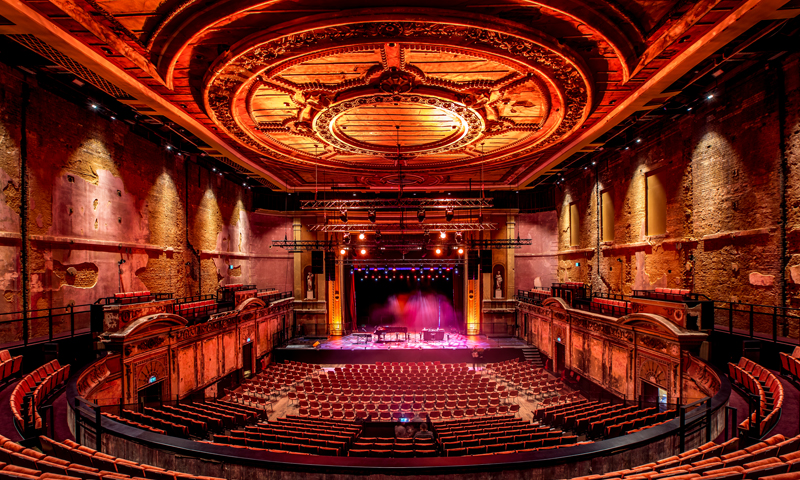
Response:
[204,14,592,175]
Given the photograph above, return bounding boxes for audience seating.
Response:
[728,357,783,437]
[173,300,215,318]
[0,349,23,385]
[10,360,70,432]
[435,415,581,455]
[568,433,800,480]
[211,416,360,455]
[591,297,632,317]
[103,413,166,435]
[350,436,436,458]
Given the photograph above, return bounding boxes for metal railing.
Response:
[0,304,93,349]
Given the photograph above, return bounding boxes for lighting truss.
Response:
[270,239,337,251]
[469,238,533,249]
[300,198,492,210]
[345,259,465,268]
[308,222,496,232]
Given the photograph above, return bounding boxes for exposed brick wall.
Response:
[551,54,800,307]
[0,61,293,315]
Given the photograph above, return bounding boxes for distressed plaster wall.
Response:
[554,55,799,307]
[0,62,293,319]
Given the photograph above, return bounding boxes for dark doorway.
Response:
[242,342,253,378]
[555,341,566,374]
[138,380,163,407]
[641,380,668,412]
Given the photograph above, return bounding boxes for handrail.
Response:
[65,358,730,475]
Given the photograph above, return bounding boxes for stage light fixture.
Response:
[439,231,446,239]
[360,248,367,255]
[367,209,376,223]
[445,207,454,222]
[435,248,441,254]
[358,232,365,240]
[340,208,348,223]
[458,247,464,255]
[417,208,425,222]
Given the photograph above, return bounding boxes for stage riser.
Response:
[273,347,524,364]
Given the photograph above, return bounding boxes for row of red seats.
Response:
[121,410,188,438]
[603,409,673,438]
[10,360,70,432]
[780,347,800,381]
[0,432,224,480]
[0,349,22,384]
[729,357,783,437]
[571,433,800,480]
[102,413,165,435]
[112,291,151,298]
[174,300,214,316]
[143,407,209,437]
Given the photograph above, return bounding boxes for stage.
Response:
[273,332,528,364]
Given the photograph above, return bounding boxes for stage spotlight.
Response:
[458,247,464,255]
[439,231,446,239]
[417,208,425,222]
[340,248,346,255]
[343,233,351,244]
[358,232,365,240]
[455,231,463,244]
[360,248,367,255]
[435,248,441,254]
[445,206,454,222]
[367,209,376,223]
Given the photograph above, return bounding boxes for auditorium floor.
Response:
[261,364,560,425]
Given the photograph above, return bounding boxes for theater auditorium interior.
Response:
[1,0,800,479]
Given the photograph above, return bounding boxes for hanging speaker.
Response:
[468,251,479,280]
[311,251,323,274]
[480,250,493,271]
[325,252,336,281]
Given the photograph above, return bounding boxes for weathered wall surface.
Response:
[516,211,558,291]
[0,62,292,317]
[554,55,799,307]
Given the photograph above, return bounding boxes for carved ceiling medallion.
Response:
[204,14,592,173]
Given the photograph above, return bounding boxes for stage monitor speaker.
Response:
[311,251,324,274]
[480,250,493,271]
[468,251,479,280]
[325,252,336,281]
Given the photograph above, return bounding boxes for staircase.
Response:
[522,346,544,368]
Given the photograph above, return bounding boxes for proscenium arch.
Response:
[149,2,641,90]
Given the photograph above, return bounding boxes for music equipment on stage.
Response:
[311,251,323,274]
[374,325,408,342]
[422,328,445,342]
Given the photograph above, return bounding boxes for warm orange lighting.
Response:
[360,248,366,255]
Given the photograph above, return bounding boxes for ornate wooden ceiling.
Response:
[1,0,796,191]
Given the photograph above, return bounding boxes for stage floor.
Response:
[287,333,528,350]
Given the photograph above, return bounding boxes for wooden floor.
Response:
[241,364,574,426]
